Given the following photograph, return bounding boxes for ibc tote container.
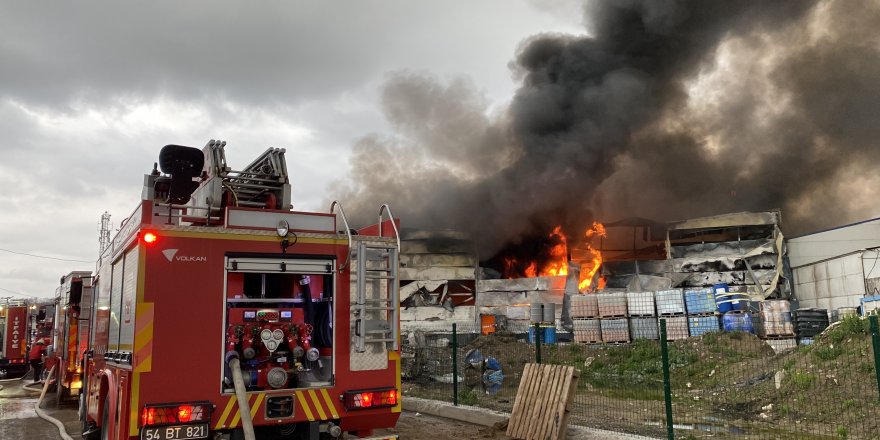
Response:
[529,303,544,322]
[661,316,690,340]
[600,318,630,343]
[722,312,754,333]
[626,291,655,316]
[751,300,794,337]
[656,289,686,316]
[684,288,717,315]
[573,319,602,343]
[598,292,628,318]
[629,317,659,340]
[571,295,600,318]
[688,315,720,337]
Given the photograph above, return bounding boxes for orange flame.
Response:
[499,222,606,291]
[540,226,568,277]
[578,222,607,290]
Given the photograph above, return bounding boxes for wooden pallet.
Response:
[507,363,579,440]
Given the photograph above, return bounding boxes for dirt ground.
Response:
[374,412,513,440]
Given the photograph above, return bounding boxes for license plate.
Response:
[140,423,209,440]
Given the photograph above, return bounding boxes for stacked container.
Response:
[684,287,720,337]
[627,291,658,340]
[601,318,630,343]
[571,294,601,344]
[570,295,600,318]
[715,284,754,334]
[598,292,628,317]
[528,302,556,344]
[689,315,721,337]
[714,283,748,313]
[662,316,690,341]
[722,312,754,333]
[656,289,689,340]
[656,289,687,316]
[573,318,602,343]
[792,308,829,341]
[751,300,795,338]
[598,292,629,342]
[684,288,718,315]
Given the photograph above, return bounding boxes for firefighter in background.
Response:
[29,339,46,384]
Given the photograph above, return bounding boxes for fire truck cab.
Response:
[81,141,401,440]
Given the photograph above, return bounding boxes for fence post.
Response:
[660,319,674,440]
[452,322,458,406]
[535,322,542,364]
[870,315,880,402]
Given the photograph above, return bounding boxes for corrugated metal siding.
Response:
[793,252,866,309]
[788,219,880,267]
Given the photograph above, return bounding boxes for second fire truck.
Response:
[79,140,401,440]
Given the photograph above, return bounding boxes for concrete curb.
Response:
[401,397,657,439]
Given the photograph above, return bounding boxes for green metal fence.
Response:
[401,315,880,439]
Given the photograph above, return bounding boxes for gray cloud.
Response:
[338,0,880,259]
[0,1,578,298]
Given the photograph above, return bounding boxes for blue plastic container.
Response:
[688,315,720,336]
[722,312,754,333]
[714,283,747,313]
[544,327,557,344]
[684,288,717,315]
[528,326,557,344]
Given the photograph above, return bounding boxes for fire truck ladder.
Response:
[204,139,290,208]
[352,205,400,353]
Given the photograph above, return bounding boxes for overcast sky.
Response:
[0,1,585,300]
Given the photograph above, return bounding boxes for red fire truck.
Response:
[80,141,401,440]
[55,271,94,403]
[0,301,31,378]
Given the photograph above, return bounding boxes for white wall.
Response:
[793,252,866,309]
[788,219,880,268]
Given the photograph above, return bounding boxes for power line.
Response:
[0,248,91,263]
[0,286,33,298]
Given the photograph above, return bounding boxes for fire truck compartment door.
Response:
[226,258,333,274]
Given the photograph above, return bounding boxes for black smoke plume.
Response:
[335,0,880,257]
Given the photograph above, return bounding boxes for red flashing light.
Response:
[143,232,158,244]
[343,388,398,410]
[142,408,156,427]
[140,402,211,427]
[177,405,193,423]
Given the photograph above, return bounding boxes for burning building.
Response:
[399,209,787,331]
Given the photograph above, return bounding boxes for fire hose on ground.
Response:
[23,365,75,440]
[226,351,256,440]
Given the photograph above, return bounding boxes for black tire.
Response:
[100,393,110,440]
[81,393,100,440]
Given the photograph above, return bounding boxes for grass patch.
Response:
[789,370,816,390]
[813,344,843,361]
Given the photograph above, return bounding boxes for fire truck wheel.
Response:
[100,394,110,440]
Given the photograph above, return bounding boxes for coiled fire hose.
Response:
[32,365,75,440]
[226,351,256,440]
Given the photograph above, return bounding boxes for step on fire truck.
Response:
[55,271,94,404]
[80,140,401,440]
